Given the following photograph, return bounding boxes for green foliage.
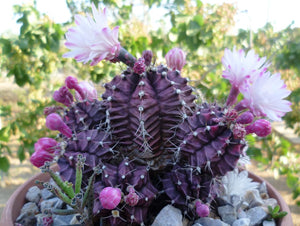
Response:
[267,205,288,220]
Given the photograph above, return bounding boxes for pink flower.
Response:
[222,47,269,89]
[46,113,72,138]
[63,3,121,66]
[195,201,210,217]
[99,187,121,210]
[165,47,186,71]
[241,72,292,121]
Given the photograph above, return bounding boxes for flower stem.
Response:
[226,85,240,107]
[116,47,136,67]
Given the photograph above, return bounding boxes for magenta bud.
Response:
[232,123,246,139]
[124,187,139,206]
[165,47,186,71]
[225,109,238,122]
[75,81,98,101]
[236,111,254,124]
[42,215,53,226]
[34,137,58,154]
[65,76,78,89]
[142,50,153,66]
[30,150,53,168]
[53,86,73,107]
[46,113,72,138]
[195,201,210,217]
[245,119,272,137]
[99,187,122,210]
[133,58,146,75]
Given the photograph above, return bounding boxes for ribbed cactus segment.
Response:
[177,103,245,176]
[162,164,213,219]
[102,64,196,167]
[58,129,113,184]
[64,99,107,132]
[93,159,158,225]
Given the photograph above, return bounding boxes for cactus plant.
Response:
[29,3,292,226]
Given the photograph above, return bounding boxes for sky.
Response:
[0,0,299,35]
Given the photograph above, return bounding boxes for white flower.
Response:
[241,72,292,121]
[220,168,259,199]
[222,47,269,89]
[63,3,121,65]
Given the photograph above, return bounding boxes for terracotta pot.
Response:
[0,166,293,226]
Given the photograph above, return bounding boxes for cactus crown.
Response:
[30,4,292,226]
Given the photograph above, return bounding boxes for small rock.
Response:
[25,186,41,203]
[244,190,264,208]
[259,182,269,199]
[231,195,242,208]
[15,214,37,226]
[20,202,39,216]
[41,188,55,200]
[232,218,250,226]
[40,197,64,213]
[53,214,75,226]
[151,205,183,226]
[262,220,276,226]
[218,205,237,225]
[263,198,278,209]
[245,206,268,226]
[192,224,203,226]
[237,209,247,219]
[70,214,82,224]
[194,217,230,226]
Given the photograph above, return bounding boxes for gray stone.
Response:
[53,214,75,226]
[151,205,183,226]
[25,186,41,203]
[194,217,230,226]
[232,218,251,226]
[218,205,237,225]
[40,197,64,213]
[263,198,278,209]
[245,206,268,226]
[258,182,268,194]
[20,202,39,216]
[41,188,55,200]
[192,224,203,226]
[262,220,276,226]
[70,214,81,224]
[244,190,264,208]
[237,209,247,219]
[231,195,242,208]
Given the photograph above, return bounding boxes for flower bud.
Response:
[65,76,79,90]
[195,201,210,217]
[30,150,53,168]
[99,187,122,210]
[142,50,153,66]
[124,186,139,206]
[53,86,73,107]
[34,137,58,154]
[75,81,98,101]
[236,111,254,124]
[165,47,186,71]
[245,119,272,137]
[133,58,146,75]
[46,113,72,138]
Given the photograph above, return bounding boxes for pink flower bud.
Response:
[99,187,122,210]
[124,187,139,206]
[30,150,54,168]
[195,201,210,217]
[245,119,272,137]
[236,111,254,124]
[142,50,153,66]
[133,58,146,74]
[225,109,238,122]
[53,86,73,107]
[75,81,98,101]
[65,76,78,89]
[34,137,58,154]
[165,47,186,71]
[232,123,246,139]
[46,113,72,138]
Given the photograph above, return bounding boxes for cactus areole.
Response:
[29,3,292,226]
